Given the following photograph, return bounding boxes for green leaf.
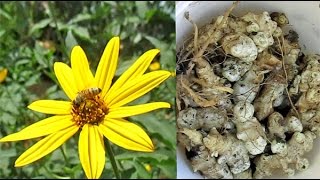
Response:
[135,1,148,18]
[50,21,69,31]
[115,150,168,162]
[45,84,58,95]
[144,35,175,69]
[109,22,121,36]
[133,33,142,44]
[144,35,167,50]
[130,172,138,179]
[132,160,151,179]
[130,113,176,149]
[31,176,47,179]
[0,9,13,19]
[65,30,78,54]
[103,1,117,6]
[120,31,128,39]
[72,26,90,40]
[0,148,17,159]
[145,9,157,21]
[0,30,5,38]
[157,159,176,178]
[68,13,92,24]
[33,50,48,68]
[29,18,52,35]
[127,16,140,24]
[0,97,19,116]
[25,73,40,87]
[165,77,176,97]
[115,58,136,76]
[128,93,151,105]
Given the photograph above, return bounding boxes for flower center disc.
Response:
[71,88,108,127]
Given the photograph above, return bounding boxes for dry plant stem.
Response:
[185,12,199,75]
[179,76,218,107]
[191,77,234,94]
[179,1,239,109]
[176,83,182,111]
[186,61,195,76]
[185,12,199,56]
[277,36,300,119]
[178,36,194,65]
[212,86,234,94]
[196,1,239,59]
[185,1,239,70]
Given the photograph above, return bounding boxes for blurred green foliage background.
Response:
[0,1,176,179]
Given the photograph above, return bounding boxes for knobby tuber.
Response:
[177,1,319,179]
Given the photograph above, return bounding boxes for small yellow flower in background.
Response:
[149,61,161,71]
[144,164,152,172]
[0,68,8,83]
[0,37,171,179]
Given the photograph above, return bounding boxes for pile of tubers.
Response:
[177,2,320,179]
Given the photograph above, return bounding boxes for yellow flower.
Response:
[0,68,8,83]
[0,37,171,179]
[149,61,161,71]
[144,164,152,172]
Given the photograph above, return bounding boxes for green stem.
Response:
[117,159,124,171]
[43,165,51,175]
[47,2,70,60]
[105,139,121,179]
[44,165,70,179]
[60,145,70,166]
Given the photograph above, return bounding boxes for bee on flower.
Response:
[0,37,171,179]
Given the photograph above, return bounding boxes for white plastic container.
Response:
[176,1,320,179]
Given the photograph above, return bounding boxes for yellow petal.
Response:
[107,70,171,108]
[99,118,154,152]
[95,37,120,98]
[0,68,8,83]
[106,49,160,100]
[0,115,74,142]
[79,124,105,179]
[15,125,78,167]
[28,100,71,114]
[54,62,78,100]
[71,46,95,90]
[107,102,171,118]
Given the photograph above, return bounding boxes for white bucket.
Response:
[176,1,320,179]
